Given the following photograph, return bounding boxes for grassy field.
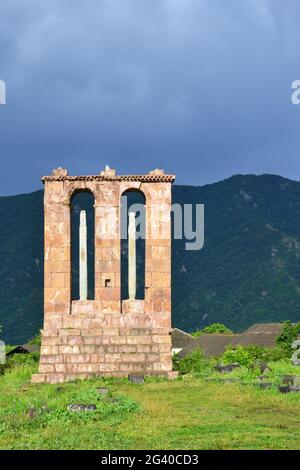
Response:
[0,359,300,450]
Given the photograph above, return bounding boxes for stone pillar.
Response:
[43,175,72,324]
[79,210,88,301]
[128,212,136,300]
[94,180,121,313]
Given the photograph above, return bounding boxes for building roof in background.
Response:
[6,343,40,357]
[171,323,287,358]
[231,323,284,348]
[195,334,237,358]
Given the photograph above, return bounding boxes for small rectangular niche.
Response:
[105,279,112,287]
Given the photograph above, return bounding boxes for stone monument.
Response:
[32,166,176,383]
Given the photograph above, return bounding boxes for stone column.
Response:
[128,212,136,300]
[79,210,88,301]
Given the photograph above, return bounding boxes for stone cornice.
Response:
[42,174,176,184]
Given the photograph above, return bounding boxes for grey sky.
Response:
[0,0,300,195]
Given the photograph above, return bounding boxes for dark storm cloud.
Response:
[0,0,300,194]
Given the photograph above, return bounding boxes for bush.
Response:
[220,344,286,367]
[28,332,41,346]
[174,349,211,375]
[6,352,40,370]
[192,323,233,337]
[276,321,300,355]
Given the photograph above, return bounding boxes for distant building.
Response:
[171,323,289,358]
[7,344,40,357]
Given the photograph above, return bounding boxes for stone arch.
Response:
[70,189,95,300]
[120,188,146,301]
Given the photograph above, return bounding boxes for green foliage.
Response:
[1,359,300,449]
[220,345,256,367]
[0,352,40,377]
[41,392,139,426]
[28,332,41,346]
[276,321,300,355]
[172,174,300,334]
[192,323,233,337]
[0,359,140,441]
[0,354,300,449]
[6,352,40,370]
[4,175,300,344]
[220,344,286,367]
[174,349,212,375]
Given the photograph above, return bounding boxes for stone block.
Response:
[99,363,119,372]
[105,353,121,362]
[41,346,59,355]
[151,273,171,288]
[66,354,90,364]
[147,259,170,273]
[62,335,83,346]
[153,362,173,372]
[59,345,80,354]
[97,287,120,301]
[127,335,152,345]
[77,363,99,373]
[59,329,81,337]
[101,301,121,314]
[47,373,66,384]
[42,336,61,346]
[80,345,96,354]
[40,354,63,364]
[54,364,66,373]
[31,374,46,383]
[72,301,95,315]
[39,364,55,373]
[152,335,171,344]
[122,353,145,362]
[122,299,145,314]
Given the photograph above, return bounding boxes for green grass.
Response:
[0,360,300,449]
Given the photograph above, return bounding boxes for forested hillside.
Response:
[1,174,300,344]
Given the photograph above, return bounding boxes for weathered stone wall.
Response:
[32,168,176,384]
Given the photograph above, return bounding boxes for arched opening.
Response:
[121,189,146,301]
[71,190,95,301]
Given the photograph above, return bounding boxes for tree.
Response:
[192,323,233,337]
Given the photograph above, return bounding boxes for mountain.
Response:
[0,190,44,344]
[1,174,300,344]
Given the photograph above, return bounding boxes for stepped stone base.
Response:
[32,370,177,384]
[32,315,175,384]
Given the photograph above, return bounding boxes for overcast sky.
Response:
[1,0,300,195]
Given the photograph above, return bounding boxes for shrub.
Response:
[220,344,286,367]
[276,321,300,355]
[174,349,211,375]
[28,332,41,346]
[6,352,40,370]
[192,323,233,337]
